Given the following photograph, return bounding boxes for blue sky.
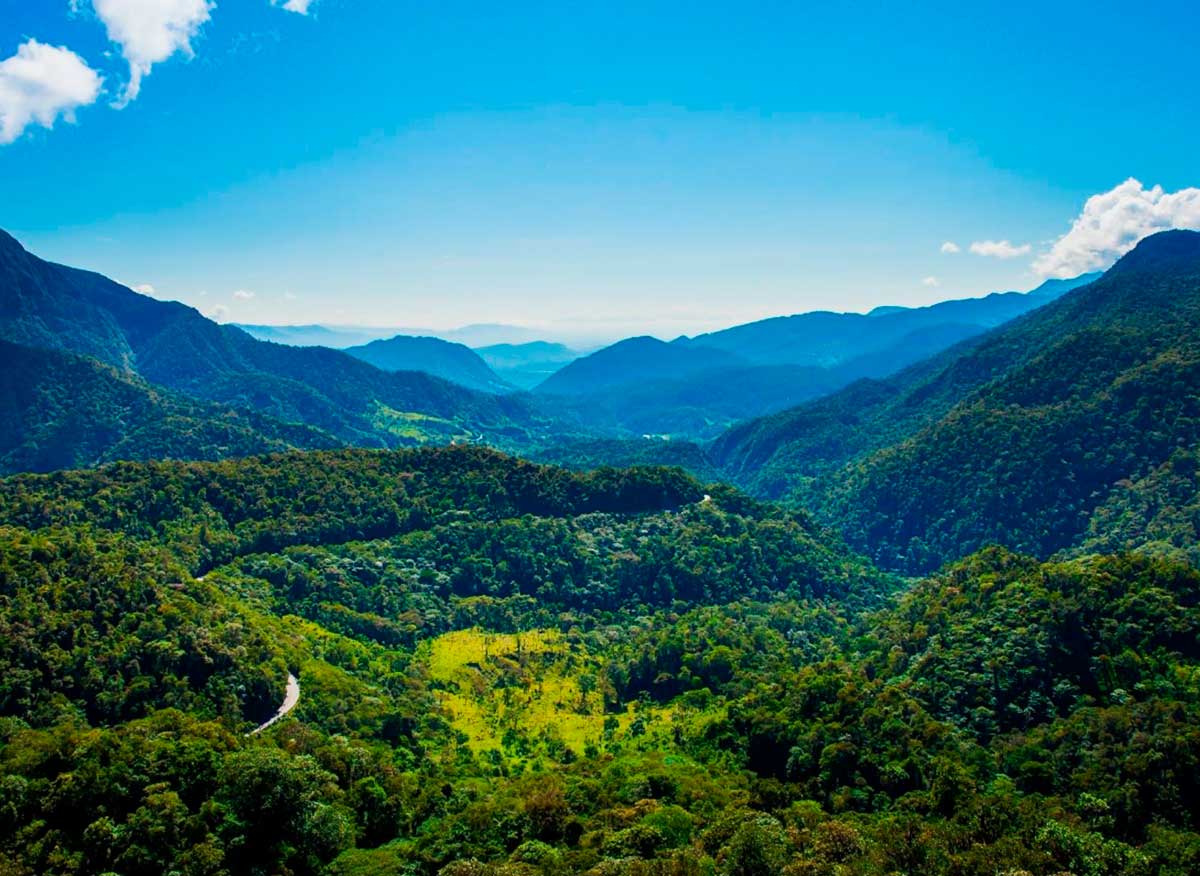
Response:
[2,1,1199,341]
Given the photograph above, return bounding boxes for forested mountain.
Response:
[345,335,511,393]
[0,339,339,474]
[533,437,722,481]
[710,332,1004,492]
[1072,446,1200,566]
[536,335,746,396]
[0,447,711,573]
[5,2,1196,873]
[0,230,570,452]
[475,341,581,389]
[716,230,1200,574]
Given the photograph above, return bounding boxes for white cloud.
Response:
[1033,178,1200,278]
[207,304,230,321]
[969,239,1031,259]
[275,0,316,14]
[940,241,960,254]
[922,276,940,287]
[92,0,213,107]
[232,289,256,300]
[0,39,102,144]
[132,282,156,294]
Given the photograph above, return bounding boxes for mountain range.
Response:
[0,225,1108,475]
[236,321,553,349]
[2,227,1200,876]
[0,229,572,471]
[4,223,1198,581]
[534,272,1098,438]
[714,230,1200,573]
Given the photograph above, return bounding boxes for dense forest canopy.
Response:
[0,436,1197,875]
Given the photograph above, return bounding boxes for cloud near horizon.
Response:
[969,239,1031,259]
[0,40,102,144]
[1033,178,1200,278]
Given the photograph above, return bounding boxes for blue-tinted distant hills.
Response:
[236,321,551,349]
[234,324,393,348]
[536,335,746,397]
[475,341,582,389]
[678,273,1100,367]
[529,273,1098,438]
[345,335,512,394]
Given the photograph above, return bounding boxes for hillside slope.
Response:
[1072,446,1200,566]
[0,340,340,474]
[719,230,1200,573]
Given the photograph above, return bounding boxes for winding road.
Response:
[248,673,300,735]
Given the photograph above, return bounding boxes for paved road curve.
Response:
[248,673,300,735]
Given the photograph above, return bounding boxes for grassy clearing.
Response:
[422,628,673,759]
[368,403,468,442]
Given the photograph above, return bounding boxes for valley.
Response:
[1,38,1198,873]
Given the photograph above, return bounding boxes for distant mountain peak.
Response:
[344,334,511,393]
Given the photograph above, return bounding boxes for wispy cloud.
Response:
[940,241,960,254]
[969,239,1031,259]
[232,289,256,300]
[0,40,102,144]
[273,0,317,14]
[132,282,156,294]
[1033,178,1200,278]
[91,0,214,107]
[922,276,940,287]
